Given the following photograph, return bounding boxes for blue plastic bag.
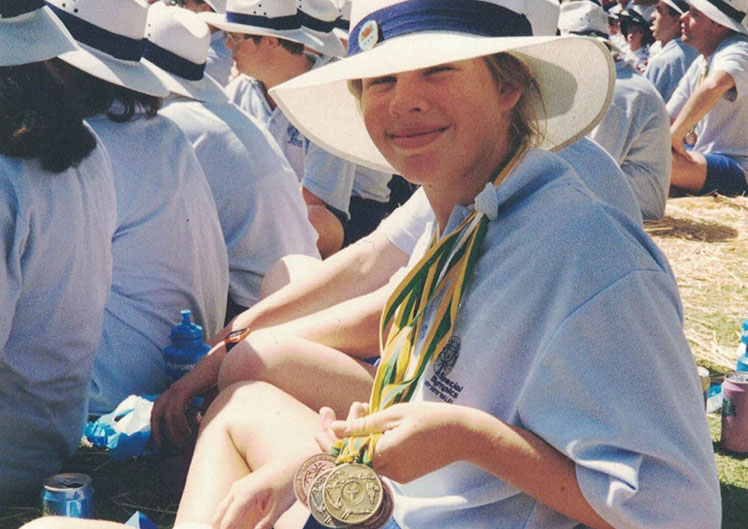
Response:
[125,511,158,529]
[84,395,158,460]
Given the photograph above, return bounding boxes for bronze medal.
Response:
[323,463,383,525]
[685,131,697,146]
[350,479,394,529]
[308,469,347,528]
[294,453,336,506]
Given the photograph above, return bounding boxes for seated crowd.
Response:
[3,0,746,527]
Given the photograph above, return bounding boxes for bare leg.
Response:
[176,381,322,528]
[670,150,708,194]
[20,518,126,529]
[218,335,375,419]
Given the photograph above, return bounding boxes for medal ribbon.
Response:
[333,146,527,465]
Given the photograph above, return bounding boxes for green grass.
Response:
[710,413,748,529]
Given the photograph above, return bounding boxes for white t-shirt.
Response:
[645,38,699,103]
[667,33,748,178]
[0,133,117,495]
[378,137,643,256]
[388,149,720,529]
[87,112,229,414]
[589,60,671,220]
[205,31,233,88]
[160,98,320,308]
[225,66,392,216]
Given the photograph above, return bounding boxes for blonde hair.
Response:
[347,52,544,148]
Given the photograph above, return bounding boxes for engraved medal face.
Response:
[349,479,393,529]
[685,131,698,146]
[308,469,347,528]
[323,463,383,525]
[294,453,336,506]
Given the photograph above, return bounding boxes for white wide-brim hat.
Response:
[558,1,621,54]
[46,0,170,97]
[271,0,615,174]
[297,0,347,57]
[1,2,77,66]
[143,2,227,103]
[688,0,748,34]
[661,0,690,15]
[332,0,351,40]
[204,0,227,14]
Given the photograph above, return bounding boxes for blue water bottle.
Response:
[162,310,210,385]
[736,319,748,372]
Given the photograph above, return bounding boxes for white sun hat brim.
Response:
[271,34,615,173]
[688,0,748,34]
[146,59,228,103]
[57,42,170,98]
[199,11,311,45]
[204,0,227,14]
[1,5,78,66]
[297,27,347,56]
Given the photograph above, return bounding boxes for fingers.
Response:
[331,406,399,438]
[319,406,337,430]
[315,406,338,452]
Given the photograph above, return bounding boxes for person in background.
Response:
[215,0,394,258]
[146,2,320,322]
[668,0,748,196]
[0,0,117,499]
[563,0,671,219]
[645,0,699,102]
[46,0,229,414]
[620,5,655,70]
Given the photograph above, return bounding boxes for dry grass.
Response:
[646,194,748,372]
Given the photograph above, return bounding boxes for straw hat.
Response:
[203,0,226,14]
[271,0,615,173]
[200,0,340,56]
[0,0,77,66]
[688,0,748,34]
[46,0,169,97]
[143,2,227,103]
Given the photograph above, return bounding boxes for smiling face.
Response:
[359,57,520,196]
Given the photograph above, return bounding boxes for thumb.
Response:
[330,409,399,438]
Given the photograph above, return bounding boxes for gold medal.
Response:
[294,453,336,506]
[350,479,394,529]
[685,131,697,146]
[323,463,383,525]
[308,468,347,528]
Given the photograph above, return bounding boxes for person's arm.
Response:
[328,402,615,529]
[670,69,736,153]
[216,230,409,343]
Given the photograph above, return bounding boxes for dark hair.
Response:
[0,62,96,173]
[48,58,162,122]
[249,35,305,55]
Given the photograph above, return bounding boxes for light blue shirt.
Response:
[88,113,228,414]
[205,30,233,87]
[590,60,671,220]
[390,149,720,529]
[0,134,116,495]
[225,68,392,216]
[160,98,320,308]
[645,38,699,103]
[378,137,643,256]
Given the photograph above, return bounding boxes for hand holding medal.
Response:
[295,147,527,528]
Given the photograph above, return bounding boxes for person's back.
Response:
[646,37,699,101]
[159,98,320,313]
[88,111,228,413]
[589,59,671,219]
[0,58,117,497]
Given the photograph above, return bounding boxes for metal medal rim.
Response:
[308,468,348,528]
[349,479,394,529]
[294,453,337,506]
[323,463,384,525]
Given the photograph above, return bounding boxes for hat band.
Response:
[708,0,747,23]
[143,41,205,81]
[298,9,335,32]
[46,3,145,61]
[669,0,689,14]
[569,29,609,39]
[225,10,300,30]
[1,0,45,18]
[333,16,348,30]
[348,0,532,56]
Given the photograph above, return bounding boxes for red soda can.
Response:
[721,372,748,453]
